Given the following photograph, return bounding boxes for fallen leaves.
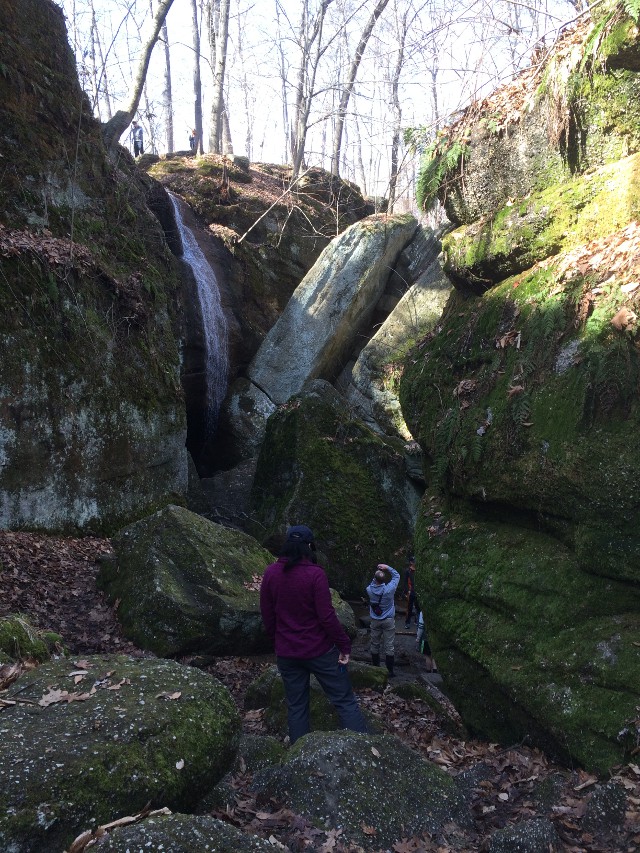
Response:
[65,805,173,852]
[38,687,93,707]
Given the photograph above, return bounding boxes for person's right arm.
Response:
[380,565,400,593]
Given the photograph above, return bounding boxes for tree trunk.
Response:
[162,19,174,153]
[191,0,203,154]
[101,0,176,149]
[387,8,408,212]
[330,0,389,177]
[290,0,334,180]
[209,0,230,153]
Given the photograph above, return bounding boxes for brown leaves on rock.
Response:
[0,223,93,270]
[65,805,172,853]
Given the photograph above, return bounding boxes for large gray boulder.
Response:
[0,655,240,853]
[436,7,640,225]
[251,731,471,848]
[100,505,276,657]
[247,213,418,405]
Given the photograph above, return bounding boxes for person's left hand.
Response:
[338,652,350,665]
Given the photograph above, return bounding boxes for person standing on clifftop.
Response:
[131,120,144,157]
[260,524,368,744]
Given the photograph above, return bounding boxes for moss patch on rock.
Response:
[0,655,240,853]
[102,505,276,657]
[0,614,63,662]
[250,385,414,598]
[442,153,640,289]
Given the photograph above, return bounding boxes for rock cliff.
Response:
[400,0,640,772]
[0,0,187,532]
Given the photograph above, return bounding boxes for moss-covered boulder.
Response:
[244,664,386,738]
[249,381,418,598]
[422,3,640,225]
[0,614,63,662]
[92,814,277,851]
[442,153,640,291]
[0,0,187,534]
[251,731,471,848]
[399,230,640,770]
[0,655,240,853]
[100,505,276,657]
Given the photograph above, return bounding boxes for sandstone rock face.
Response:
[343,227,452,437]
[0,0,187,532]
[400,4,640,772]
[249,380,421,598]
[0,655,240,853]
[101,505,276,657]
[251,731,471,848]
[247,214,418,405]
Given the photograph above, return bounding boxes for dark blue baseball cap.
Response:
[286,525,315,543]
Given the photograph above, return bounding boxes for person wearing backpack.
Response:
[260,524,368,744]
[366,563,400,676]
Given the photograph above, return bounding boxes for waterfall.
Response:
[169,193,229,434]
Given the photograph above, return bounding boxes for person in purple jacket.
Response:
[260,524,369,744]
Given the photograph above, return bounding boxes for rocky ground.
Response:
[1,530,639,852]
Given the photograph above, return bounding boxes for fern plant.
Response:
[623,0,640,22]
[416,137,467,212]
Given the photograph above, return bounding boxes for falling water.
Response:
[169,193,229,434]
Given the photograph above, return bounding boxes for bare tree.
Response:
[208,0,231,153]
[161,17,174,152]
[290,0,334,179]
[330,0,389,177]
[101,0,176,149]
[191,0,204,154]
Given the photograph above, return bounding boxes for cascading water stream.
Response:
[169,192,229,435]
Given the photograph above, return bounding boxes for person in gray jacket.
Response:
[366,563,400,676]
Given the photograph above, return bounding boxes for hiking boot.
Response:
[385,655,395,677]
[371,653,380,667]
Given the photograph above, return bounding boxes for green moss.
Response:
[442,153,640,287]
[0,614,64,661]
[412,512,640,770]
[250,392,412,597]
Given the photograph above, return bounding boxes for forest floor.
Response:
[1,530,639,853]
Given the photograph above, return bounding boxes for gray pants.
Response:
[369,616,395,656]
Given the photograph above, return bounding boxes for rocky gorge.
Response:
[1,0,640,850]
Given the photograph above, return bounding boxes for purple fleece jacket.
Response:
[260,556,351,658]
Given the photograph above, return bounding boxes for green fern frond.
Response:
[511,391,532,425]
[416,139,467,211]
[623,0,640,22]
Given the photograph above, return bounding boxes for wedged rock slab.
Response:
[247,213,418,405]
[345,226,452,437]
[101,505,275,657]
[0,655,240,853]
